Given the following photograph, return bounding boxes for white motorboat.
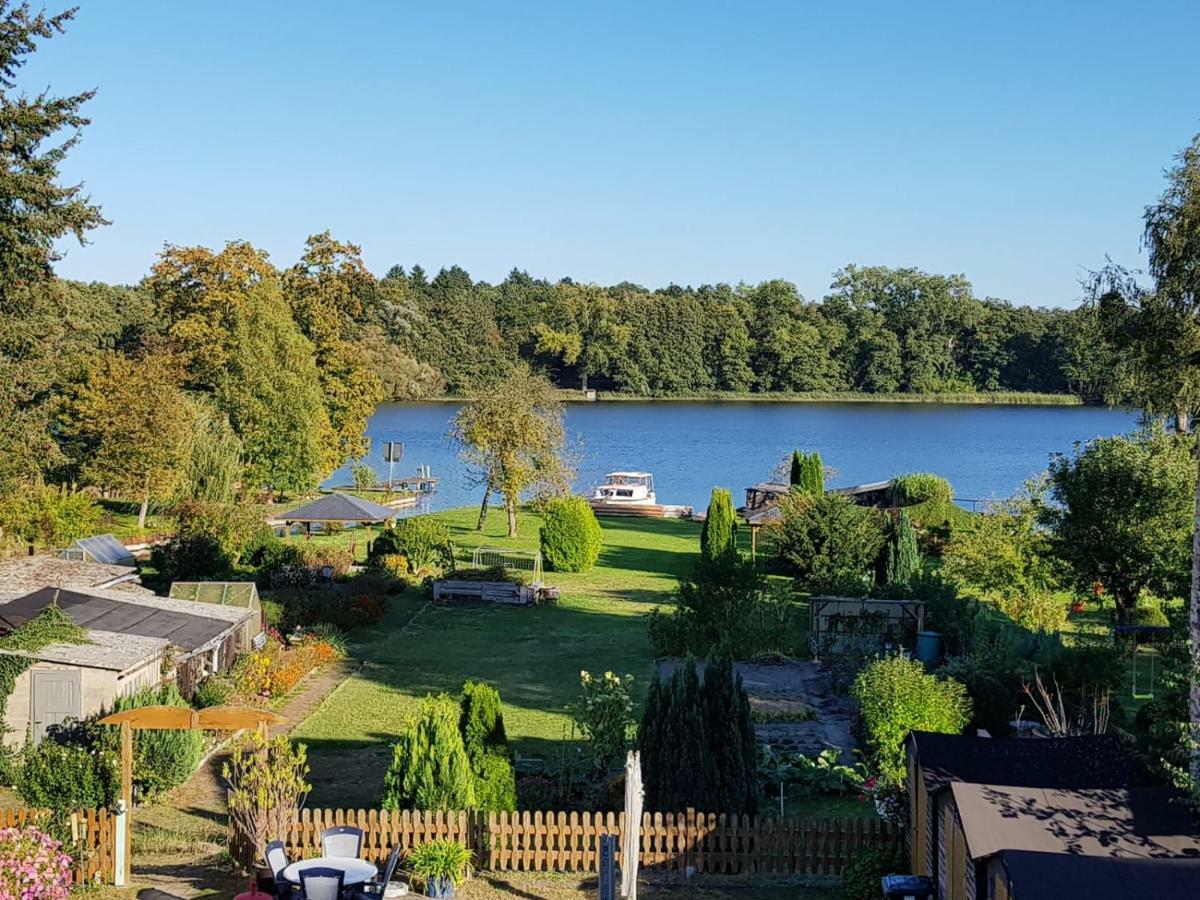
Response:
[590,472,657,506]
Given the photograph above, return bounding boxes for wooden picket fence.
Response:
[271,807,899,876]
[1,807,118,884]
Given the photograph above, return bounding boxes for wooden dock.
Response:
[588,501,694,519]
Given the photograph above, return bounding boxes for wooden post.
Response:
[120,720,132,884]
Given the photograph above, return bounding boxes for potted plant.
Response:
[406,839,474,899]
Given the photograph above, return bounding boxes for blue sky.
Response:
[29,0,1200,305]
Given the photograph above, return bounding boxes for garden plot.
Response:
[657,659,855,763]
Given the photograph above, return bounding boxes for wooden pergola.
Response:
[98,705,285,885]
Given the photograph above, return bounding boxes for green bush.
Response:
[0,483,101,549]
[766,492,885,595]
[842,843,903,900]
[17,739,119,810]
[150,533,232,582]
[382,695,477,810]
[571,670,636,773]
[459,681,516,811]
[370,516,454,574]
[192,677,233,709]
[851,655,971,784]
[445,565,529,585]
[891,473,953,506]
[113,683,206,796]
[539,496,603,573]
[1133,603,1171,627]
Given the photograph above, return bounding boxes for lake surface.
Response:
[327,401,1141,513]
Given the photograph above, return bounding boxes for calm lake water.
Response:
[327,402,1141,513]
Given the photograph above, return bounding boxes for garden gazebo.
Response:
[280,492,398,536]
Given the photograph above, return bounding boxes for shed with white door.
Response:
[0,582,261,746]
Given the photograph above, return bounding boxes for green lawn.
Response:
[292,507,705,805]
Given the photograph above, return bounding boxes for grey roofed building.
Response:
[280,492,398,524]
[58,534,136,568]
[0,556,149,601]
[0,587,246,652]
[949,782,1200,860]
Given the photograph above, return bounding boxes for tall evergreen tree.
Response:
[382,695,477,810]
[0,3,106,295]
[803,451,826,494]
[700,487,738,563]
[885,509,921,586]
[789,450,804,486]
[701,654,758,815]
[458,681,516,811]
[637,676,665,805]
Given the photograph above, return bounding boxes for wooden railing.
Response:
[271,807,899,876]
[1,807,118,884]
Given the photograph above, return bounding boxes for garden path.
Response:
[130,658,357,899]
[656,658,856,762]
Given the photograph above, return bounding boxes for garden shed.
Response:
[0,555,147,600]
[57,534,136,567]
[808,596,925,656]
[937,782,1200,900]
[0,584,261,743]
[988,850,1200,900]
[905,732,1144,883]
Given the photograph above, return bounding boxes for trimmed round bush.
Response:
[890,472,953,506]
[1133,603,1170,627]
[539,496,603,573]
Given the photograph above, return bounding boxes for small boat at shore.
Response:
[589,472,692,518]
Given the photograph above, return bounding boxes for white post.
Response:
[621,750,643,900]
[113,800,128,887]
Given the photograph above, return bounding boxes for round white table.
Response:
[282,857,378,886]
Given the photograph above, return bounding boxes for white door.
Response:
[31,669,82,744]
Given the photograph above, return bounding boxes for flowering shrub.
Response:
[231,631,343,703]
[0,825,72,900]
[569,670,635,772]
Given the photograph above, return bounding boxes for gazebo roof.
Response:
[282,492,397,524]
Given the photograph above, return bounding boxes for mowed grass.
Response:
[292,506,702,805]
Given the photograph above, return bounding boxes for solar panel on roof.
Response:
[0,587,235,650]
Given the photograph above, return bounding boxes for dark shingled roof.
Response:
[952,783,1200,860]
[0,587,235,651]
[998,850,1200,899]
[282,492,397,523]
[908,731,1148,793]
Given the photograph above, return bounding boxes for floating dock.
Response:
[589,501,694,519]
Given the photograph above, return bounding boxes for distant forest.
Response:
[55,257,1118,403]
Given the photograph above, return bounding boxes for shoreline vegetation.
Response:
[423,390,1087,406]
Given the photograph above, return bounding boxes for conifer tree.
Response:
[700,487,737,564]
[458,681,516,811]
[382,695,476,810]
[885,509,921,586]
[802,451,825,495]
[701,654,757,814]
[637,676,665,804]
[789,450,804,486]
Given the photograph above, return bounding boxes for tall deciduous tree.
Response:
[450,369,571,536]
[283,233,384,470]
[1045,432,1193,624]
[146,243,333,495]
[59,352,194,528]
[0,3,106,294]
[1139,133,1200,781]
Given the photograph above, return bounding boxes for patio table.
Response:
[282,857,378,886]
